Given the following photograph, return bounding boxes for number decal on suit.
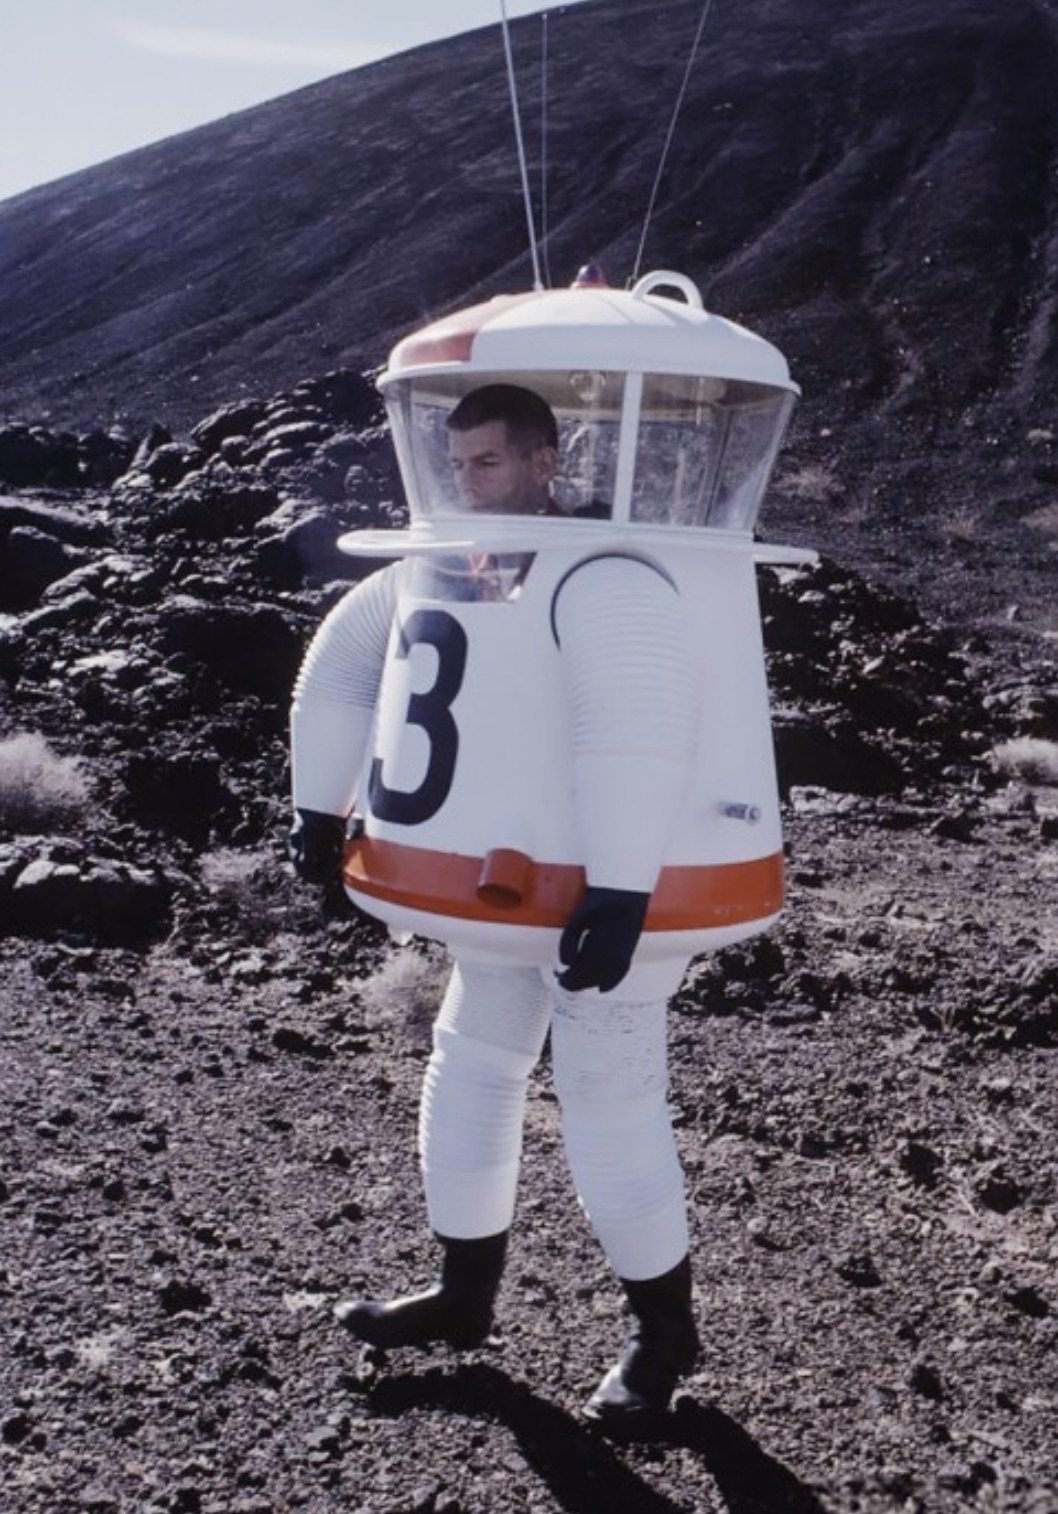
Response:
[369,608,468,825]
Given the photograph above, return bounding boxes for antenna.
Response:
[499,0,544,291]
[631,0,716,285]
[540,11,553,288]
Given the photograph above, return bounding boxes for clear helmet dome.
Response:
[378,272,798,535]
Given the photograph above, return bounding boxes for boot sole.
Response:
[334,1301,492,1350]
[582,1396,673,1440]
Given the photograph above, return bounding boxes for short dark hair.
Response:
[447,384,558,453]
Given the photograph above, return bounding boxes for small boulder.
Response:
[1,526,91,608]
[9,853,172,944]
[190,398,267,454]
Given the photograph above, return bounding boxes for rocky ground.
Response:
[1,383,1058,1513]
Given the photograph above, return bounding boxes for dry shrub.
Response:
[941,507,981,546]
[0,731,92,833]
[773,463,841,502]
[355,940,450,1040]
[198,845,317,939]
[991,737,1058,785]
[200,846,265,897]
[1024,502,1058,542]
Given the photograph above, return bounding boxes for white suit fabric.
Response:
[291,555,697,1282]
[420,956,690,1280]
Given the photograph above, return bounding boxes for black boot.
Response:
[334,1231,507,1349]
[584,1256,700,1431]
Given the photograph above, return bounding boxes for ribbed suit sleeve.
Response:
[552,554,698,893]
[289,563,399,816]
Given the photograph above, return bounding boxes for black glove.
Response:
[288,808,347,885]
[557,886,650,993]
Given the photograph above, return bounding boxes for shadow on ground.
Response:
[366,1362,826,1513]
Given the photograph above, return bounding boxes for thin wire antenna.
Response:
[499,0,544,290]
[631,0,716,285]
[540,12,553,287]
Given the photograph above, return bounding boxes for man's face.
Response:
[447,420,555,514]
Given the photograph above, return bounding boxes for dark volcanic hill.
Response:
[1,0,1056,436]
[4,0,1058,634]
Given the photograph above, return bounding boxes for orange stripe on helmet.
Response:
[385,293,546,373]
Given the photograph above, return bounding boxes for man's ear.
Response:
[534,445,558,482]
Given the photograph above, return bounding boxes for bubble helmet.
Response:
[309,269,808,969]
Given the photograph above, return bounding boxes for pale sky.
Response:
[0,1,586,204]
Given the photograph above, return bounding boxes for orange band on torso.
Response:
[343,836,783,932]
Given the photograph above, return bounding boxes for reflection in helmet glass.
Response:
[631,375,794,531]
[384,369,792,532]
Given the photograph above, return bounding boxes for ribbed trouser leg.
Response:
[551,975,689,1282]
[419,958,551,1240]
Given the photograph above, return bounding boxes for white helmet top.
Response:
[342,269,801,557]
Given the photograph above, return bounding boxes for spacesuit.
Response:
[288,274,803,1430]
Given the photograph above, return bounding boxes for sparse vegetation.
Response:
[941,506,982,546]
[0,730,91,833]
[991,736,1058,785]
[200,845,269,900]
[197,844,319,940]
[773,462,842,502]
[1024,500,1058,542]
[355,938,450,1041]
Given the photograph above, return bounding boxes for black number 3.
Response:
[369,608,468,825]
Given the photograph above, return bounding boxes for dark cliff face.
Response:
[0,0,1056,438]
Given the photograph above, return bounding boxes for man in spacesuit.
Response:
[289,383,701,1433]
[445,382,560,516]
